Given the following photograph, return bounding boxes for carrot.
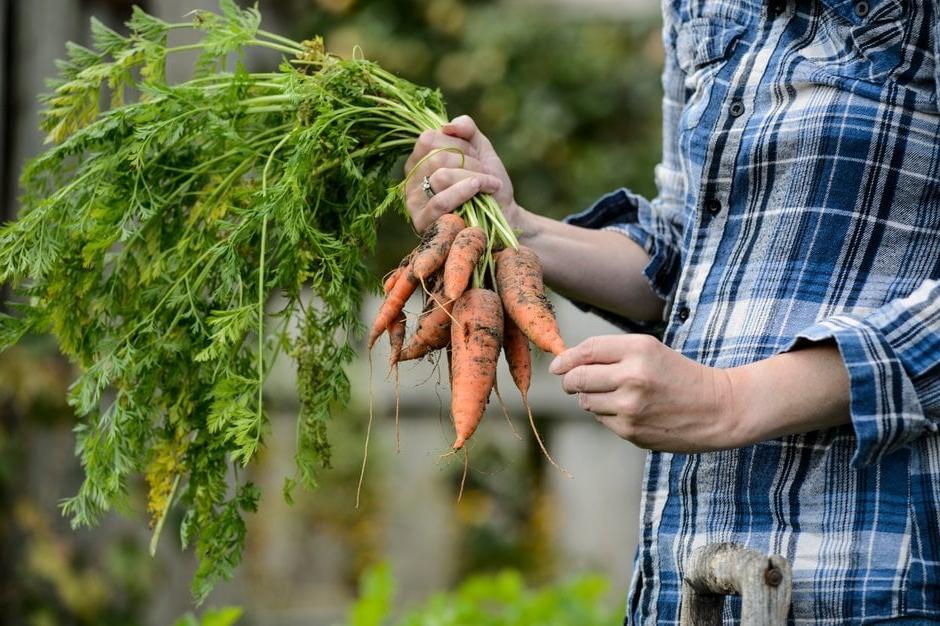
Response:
[504,314,570,477]
[503,314,532,398]
[443,227,486,301]
[495,246,565,356]
[383,265,403,294]
[399,287,454,362]
[387,313,406,366]
[412,213,465,280]
[368,268,418,349]
[450,288,503,450]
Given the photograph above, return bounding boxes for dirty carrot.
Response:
[383,265,404,294]
[387,314,406,366]
[368,269,419,349]
[504,314,570,477]
[495,246,566,356]
[412,213,465,280]
[443,226,486,301]
[450,288,503,450]
[399,287,454,362]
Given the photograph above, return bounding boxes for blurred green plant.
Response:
[343,562,620,626]
[172,606,243,626]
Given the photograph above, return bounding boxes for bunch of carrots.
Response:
[366,202,571,486]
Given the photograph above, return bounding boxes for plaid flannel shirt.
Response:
[565,0,940,623]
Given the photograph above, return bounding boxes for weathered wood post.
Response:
[680,542,792,625]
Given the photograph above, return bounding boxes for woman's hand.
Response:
[404,115,520,233]
[550,334,741,453]
[550,335,851,453]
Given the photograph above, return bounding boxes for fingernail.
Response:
[549,357,561,374]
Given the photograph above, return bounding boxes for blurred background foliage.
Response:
[276,0,664,267]
[0,0,662,623]
[343,564,620,626]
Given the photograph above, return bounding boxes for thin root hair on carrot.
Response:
[357,350,377,508]
[457,447,469,503]
[393,364,401,454]
[493,380,521,440]
[524,397,572,479]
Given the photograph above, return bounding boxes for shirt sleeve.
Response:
[561,6,687,333]
[786,279,940,467]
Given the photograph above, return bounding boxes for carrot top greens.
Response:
[0,1,513,601]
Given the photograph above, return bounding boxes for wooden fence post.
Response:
[680,543,792,626]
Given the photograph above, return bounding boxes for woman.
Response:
[404,0,940,623]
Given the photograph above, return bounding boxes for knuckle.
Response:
[618,422,638,442]
[583,337,598,362]
[562,372,574,394]
[565,367,585,393]
[427,169,448,190]
[424,195,442,214]
[428,152,453,170]
[575,367,587,393]
[628,333,659,355]
[622,361,648,385]
[577,392,591,411]
[416,129,436,149]
[620,394,644,417]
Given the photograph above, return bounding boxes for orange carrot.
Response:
[399,286,454,362]
[383,265,403,294]
[495,246,565,356]
[368,269,418,349]
[412,213,465,280]
[383,257,410,365]
[504,314,570,477]
[450,288,503,450]
[387,313,406,366]
[503,314,531,397]
[443,227,486,301]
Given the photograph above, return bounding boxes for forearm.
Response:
[729,342,851,446]
[513,205,665,323]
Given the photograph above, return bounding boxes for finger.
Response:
[404,152,487,195]
[577,391,620,416]
[550,335,626,375]
[428,169,501,197]
[405,171,499,231]
[595,415,635,441]
[421,176,487,226]
[405,130,477,173]
[441,115,494,155]
[561,364,620,394]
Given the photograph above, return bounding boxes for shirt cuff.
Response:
[563,188,678,334]
[785,315,931,467]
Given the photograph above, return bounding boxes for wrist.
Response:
[720,365,764,448]
[508,202,542,245]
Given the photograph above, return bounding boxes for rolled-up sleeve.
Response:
[786,279,940,467]
[562,6,687,332]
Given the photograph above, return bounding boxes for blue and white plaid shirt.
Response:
[566,0,940,622]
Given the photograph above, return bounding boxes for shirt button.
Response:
[854,1,869,17]
[678,306,690,322]
[729,100,746,117]
[705,198,722,215]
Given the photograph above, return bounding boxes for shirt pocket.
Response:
[812,0,908,83]
[676,17,746,129]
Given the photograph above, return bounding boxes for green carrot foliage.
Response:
[0,1,513,602]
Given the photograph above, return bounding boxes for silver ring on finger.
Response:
[421,175,436,200]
